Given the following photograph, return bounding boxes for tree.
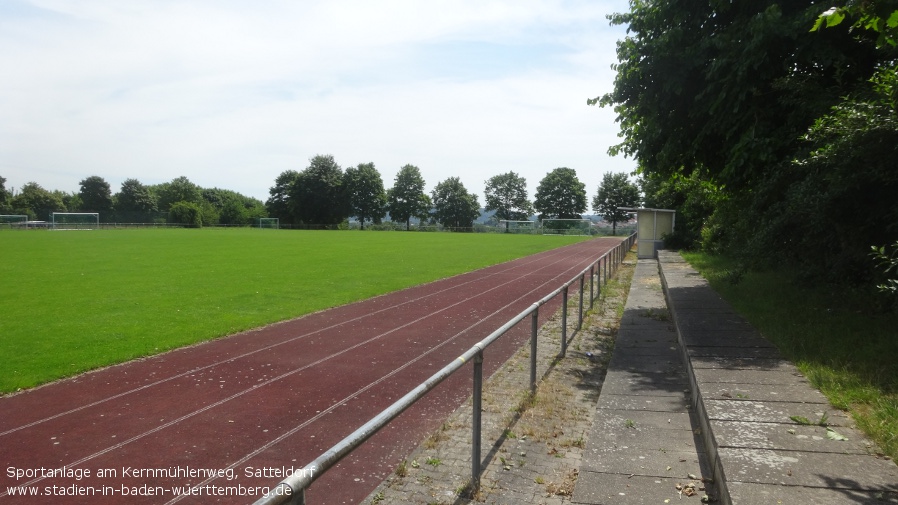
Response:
[11,182,66,220]
[484,172,533,221]
[202,188,266,226]
[344,162,387,229]
[592,172,640,235]
[266,170,300,225]
[290,154,348,226]
[156,176,202,211]
[0,176,11,213]
[116,179,157,216]
[534,168,587,220]
[387,164,428,230]
[431,177,481,230]
[78,176,113,217]
[168,201,203,228]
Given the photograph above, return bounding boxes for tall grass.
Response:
[682,252,898,460]
[0,229,590,392]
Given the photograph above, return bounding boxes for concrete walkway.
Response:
[657,251,898,504]
[573,258,715,504]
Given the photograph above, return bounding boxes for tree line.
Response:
[596,1,898,291]
[0,175,267,226]
[265,155,641,231]
[0,160,642,231]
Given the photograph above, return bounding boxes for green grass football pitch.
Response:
[0,228,591,393]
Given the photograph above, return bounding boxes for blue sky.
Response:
[1,0,635,206]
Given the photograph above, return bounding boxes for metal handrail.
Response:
[253,233,637,505]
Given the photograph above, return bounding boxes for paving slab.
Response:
[688,355,801,372]
[687,346,784,359]
[700,382,830,404]
[599,371,689,397]
[680,331,776,348]
[712,421,877,455]
[574,472,713,505]
[692,367,811,385]
[705,395,848,427]
[718,447,898,489]
[727,481,898,504]
[597,394,690,413]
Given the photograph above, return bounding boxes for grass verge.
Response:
[682,251,898,460]
[0,229,591,392]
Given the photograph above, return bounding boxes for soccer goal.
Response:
[540,218,593,236]
[497,220,535,234]
[256,217,279,229]
[51,212,100,230]
[0,215,28,230]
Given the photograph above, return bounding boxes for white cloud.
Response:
[0,0,634,207]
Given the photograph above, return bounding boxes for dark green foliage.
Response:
[0,176,10,213]
[388,164,429,229]
[11,182,66,220]
[592,172,640,235]
[484,172,533,221]
[431,177,480,230]
[168,201,203,227]
[266,170,300,225]
[291,155,349,225]
[344,162,387,229]
[534,167,587,220]
[154,176,203,212]
[115,178,158,222]
[600,0,895,286]
[202,187,267,226]
[78,176,113,217]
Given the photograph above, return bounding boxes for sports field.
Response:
[0,228,590,393]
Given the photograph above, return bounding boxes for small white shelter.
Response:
[622,208,676,259]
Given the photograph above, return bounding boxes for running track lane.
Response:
[1,238,623,504]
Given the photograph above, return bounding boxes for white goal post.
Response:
[497,220,535,234]
[540,218,593,236]
[0,215,28,229]
[51,212,100,230]
[257,217,279,229]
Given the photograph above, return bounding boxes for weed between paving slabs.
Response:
[365,255,636,505]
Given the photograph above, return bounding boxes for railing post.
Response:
[472,350,483,489]
[589,264,595,309]
[561,286,568,357]
[578,274,584,331]
[290,488,305,505]
[530,309,538,394]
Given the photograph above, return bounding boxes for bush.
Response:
[168,201,203,228]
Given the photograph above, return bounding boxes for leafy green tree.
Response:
[290,154,349,225]
[431,177,480,230]
[201,188,266,226]
[155,176,202,211]
[168,201,203,228]
[388,164,429,230]
[534,168,587,220]
[812,3,898,47]
[484,172,533,221]
[11,182,66,220]
[592,172,640,235]
[266,170,300,225]
[78,176,114,217]
[115,179,158,222]
[344,162,387,230]
[0,176,11,213]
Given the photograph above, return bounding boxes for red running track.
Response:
[1,238,622,504]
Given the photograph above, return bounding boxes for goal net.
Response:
[52,212,100,230]
[497,220,535,234]
[256,217,279,229]
[0,215,28,230]
[540,218,593,236]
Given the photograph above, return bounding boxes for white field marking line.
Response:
[0,243,608,496]
[163,246,606,504]
[0,244,584,437]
